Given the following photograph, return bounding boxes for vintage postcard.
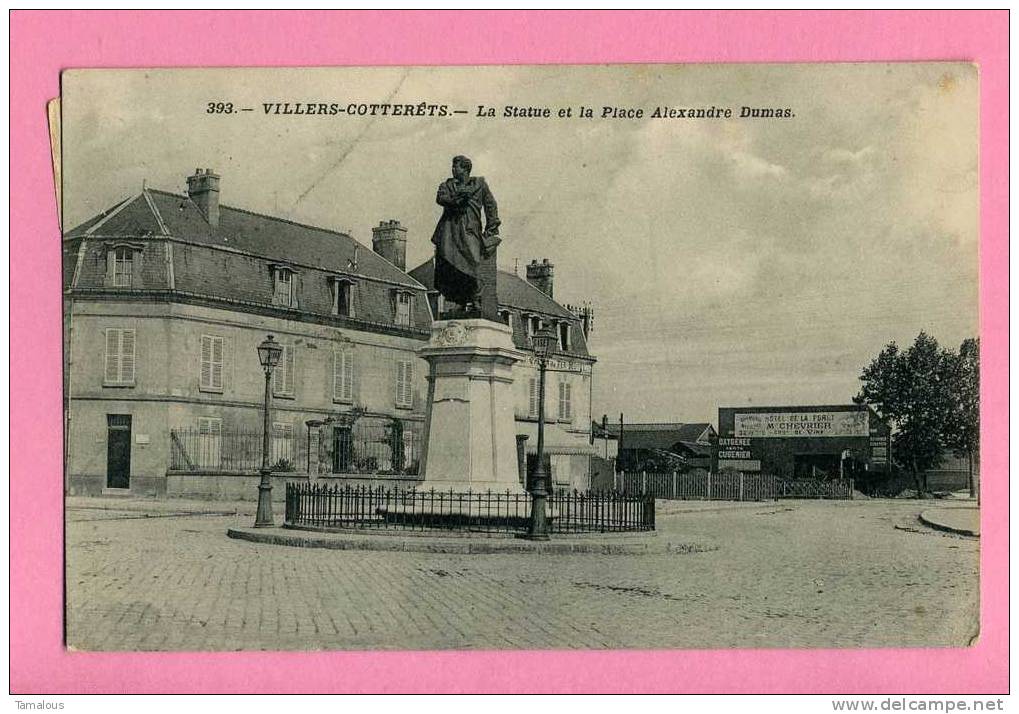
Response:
[60,64,978,652]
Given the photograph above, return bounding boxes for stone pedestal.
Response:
[418,319,526,494]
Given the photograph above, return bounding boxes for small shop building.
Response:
[714,404,891,480]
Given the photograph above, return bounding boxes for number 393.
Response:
[206,102,234,114]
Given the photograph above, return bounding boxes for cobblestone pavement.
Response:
[65,499,979,651]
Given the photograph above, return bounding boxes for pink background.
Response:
[10,10,1008,694]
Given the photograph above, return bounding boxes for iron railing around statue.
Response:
[284,483,655,535]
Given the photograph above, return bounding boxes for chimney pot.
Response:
[186,168,221,228]
[525,258,555,298]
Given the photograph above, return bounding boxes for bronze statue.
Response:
[430,155,500,320]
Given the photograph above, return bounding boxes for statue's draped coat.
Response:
[431,176,500,307]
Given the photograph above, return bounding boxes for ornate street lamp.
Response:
[527,325,559,540]
[254,335,284,528]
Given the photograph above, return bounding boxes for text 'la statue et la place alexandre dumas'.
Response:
[251,102,794,120]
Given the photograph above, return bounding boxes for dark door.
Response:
[332,425,353,473]
[106,414,132,489]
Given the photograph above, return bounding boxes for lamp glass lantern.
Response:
[257,335,284,370]
[532,326,558,360]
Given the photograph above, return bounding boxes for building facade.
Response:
[409,258,599,491]
[609,422,716,473]
[714,404,891,480]
[64,170,432,498]
[64,169,601,498]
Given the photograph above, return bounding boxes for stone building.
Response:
[63,169,432,498]
[409,258,599,491]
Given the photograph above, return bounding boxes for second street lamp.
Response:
[527,325,559,540]
[254,334,284,528]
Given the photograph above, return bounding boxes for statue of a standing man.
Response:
[431,155,501,320]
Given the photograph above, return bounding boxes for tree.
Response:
[855,332,957,495]
[944,338,980,497]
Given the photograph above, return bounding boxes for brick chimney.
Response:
[526,258,554,298]
[371,219,407,271]
[186,168,220,228]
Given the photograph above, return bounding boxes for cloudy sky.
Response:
[62,64,978,424]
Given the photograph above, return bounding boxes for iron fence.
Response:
[617,471,854,501]
[169,429,308,473]
[618,471,777,501]
[323,420,422,476]
[169,419,422,476]
[777,478,855,500]
[284,482,655,535]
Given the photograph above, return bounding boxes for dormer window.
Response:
[113,248,134,287]
[526,314,542,339]
[559,322,571,351]
[499,310,513,330]
[329,276,356,318]
[271,265,297,307]
[393,290,414,326]
[103,242,143,289]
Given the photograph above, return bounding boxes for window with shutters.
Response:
[394,291,413,326]
[104,328,136,386]
[528,377,539,418]
[199,335,225,392]
[112,247,134,287]
[196,417,222,468]
[558,380,573,421]
[271,422,294,465]
[396,359,414,408]
[332,347,354,403]
[272,266,295,307]
[272,343,296,397]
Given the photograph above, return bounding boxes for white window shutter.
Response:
[105,329,120,382]
[212,337,224,390]
[332,349,342,400]
[120,329,135,383]
[396,359,412,407]
[333,348,353,401]
[200,335,212,388]
[401,358,409,403]
[274,344,294,395]
[343,349,354,401]
[529,377,538,417]
[285,345,295,394]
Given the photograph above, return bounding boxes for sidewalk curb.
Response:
[918,510,979,537]
[226,527,715,556]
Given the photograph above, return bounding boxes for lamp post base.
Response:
[526,465,551,540]
[254,468,274,528]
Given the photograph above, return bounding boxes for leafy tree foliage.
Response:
[855,332,967,494]
[943,338,980,495]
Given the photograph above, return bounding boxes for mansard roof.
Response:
[65,189,425,289]
[63,189,432,335]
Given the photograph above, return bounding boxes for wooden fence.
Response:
[617,472,854,501]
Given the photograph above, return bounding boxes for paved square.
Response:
[65,498,978,650]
